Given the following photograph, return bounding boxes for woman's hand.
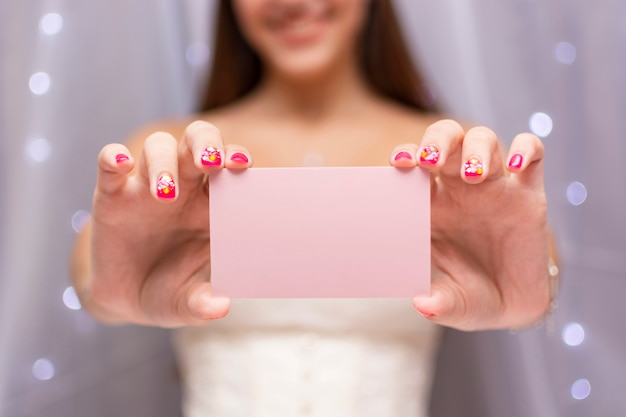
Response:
[74,121,252,327]
[390,119,550,331]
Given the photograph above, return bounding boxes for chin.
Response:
[268,47,349,83]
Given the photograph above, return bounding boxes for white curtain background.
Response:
[1,1,624,416]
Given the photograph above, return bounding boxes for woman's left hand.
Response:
[390,119,550,331]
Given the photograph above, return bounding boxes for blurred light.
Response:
[32,358,55,381]
[29,72,51,95]
[566,181,587,206]
[186,43,210,67]
[529,112,553,138]
[40,13,63,36]
[71,210,91,233]
[63,286,82,310]
[555,42,576,65]
[571,378,591,400]
[25,138,52,162]
[562,322,585,346]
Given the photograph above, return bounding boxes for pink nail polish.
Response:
[417,310,436,318]
[508,153,523,169]
[115,153,129,164]
[393,151,413,161]
[201,147,222,166]
[156,173,176,199]
[230,152,249,164]
[419,144,440,164]
[464,156,483,177]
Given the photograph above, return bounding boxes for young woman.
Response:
[72,1,553,415]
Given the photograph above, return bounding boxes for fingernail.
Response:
[201,146,222,166]
[417,310,436,318]
[393,151,413,161]
[508,153,523,169]
[230,152,249,164]
[156,173,176,199]
[115,153,129,164]
[464,156,483,177]
[419,144,440,164]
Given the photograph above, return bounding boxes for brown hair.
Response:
[201,0,434,112]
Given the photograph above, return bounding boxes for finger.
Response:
[389,144,420,168]
[412,280,500,330]
[225,145,253,169]
[96,143,135,195]
[413,283,457,322]
[185,282,231,322]
[417,119,465,177]
[178,121,225,182]
[143,279,231,327]
[459,126,502,184]
[506,132,545,188]
[142,131,179,201]
[137,238,231,326]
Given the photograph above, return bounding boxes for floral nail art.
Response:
[420,145,440,164]
[156,173,176,199]
[201,146,222,166]
[464,156,483,177]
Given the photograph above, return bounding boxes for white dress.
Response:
[174,298,442,417]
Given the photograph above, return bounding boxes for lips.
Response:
[266,3,330,47]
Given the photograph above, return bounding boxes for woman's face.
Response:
[232,0,369,81]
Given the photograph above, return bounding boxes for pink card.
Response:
[209,167,430,298]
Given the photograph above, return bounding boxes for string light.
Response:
[63,286,82,311]
[24,137,52,163]
[529,112,553,138]
[39,13,63,36]
[555,42,576,65]
[71,210,91,233]
[29,72,51,95]
[571,379,591,400]
[566,181,588,206]
[562,322,585,347]
[32,358,55,381]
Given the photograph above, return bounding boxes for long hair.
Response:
[201,0,434,112]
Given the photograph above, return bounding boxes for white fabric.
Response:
[175,299,441,417]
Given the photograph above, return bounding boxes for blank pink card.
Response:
[208,167,430,298]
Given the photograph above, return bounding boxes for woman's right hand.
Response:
[74,121,252,327]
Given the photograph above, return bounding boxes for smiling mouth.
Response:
[267,5,331,46]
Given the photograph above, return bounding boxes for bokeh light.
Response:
[562,322,585,347]
[571,378,591,400]
[39,13,63,36]
[566,181,587,206]
[529,112,553,138]
[63,286,82,310]
[555,42,576,65]
[32,358,55,381]
[29,72,51,95]
[24,138,52,162]
[71,210,91,233]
